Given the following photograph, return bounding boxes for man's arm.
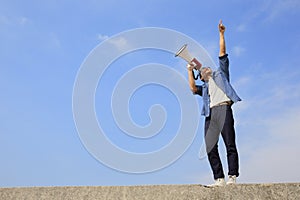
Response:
[219,20,226,57]
[218,20,230,80]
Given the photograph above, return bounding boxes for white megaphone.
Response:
[175,44,202,71]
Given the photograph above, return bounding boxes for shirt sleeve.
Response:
[219,54,230,81]
[193,85,203,96]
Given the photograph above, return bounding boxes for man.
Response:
[187,20,241,187]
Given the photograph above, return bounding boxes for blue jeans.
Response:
[204,105,239,179]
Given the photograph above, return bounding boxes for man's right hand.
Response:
[219,20,226,34]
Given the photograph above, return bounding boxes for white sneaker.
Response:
[226,175,237,185]
[207,178,225,187]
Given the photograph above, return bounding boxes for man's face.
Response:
[200,67,212,81]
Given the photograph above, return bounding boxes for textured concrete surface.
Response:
[0,183,299,200]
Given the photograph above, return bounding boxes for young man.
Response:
[187,20,241,187]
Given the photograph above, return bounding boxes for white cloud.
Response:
[108,36,130,51]
[97,34,109,41]
[0,15,10,25]
[97,34,131,51]
[264,0,300,22]
[233,76,251,89]
[0,15,30,26]
[236,0,300,31]
[239,106,300,183]
[236,24,246,32]
[232,46,246,57]
[19,17,29,26]
[49,32,61,48]
[231,66,300,183]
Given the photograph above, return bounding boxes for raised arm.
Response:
[219,20,226,57]
[218,20,230,80]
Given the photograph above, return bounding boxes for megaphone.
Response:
[175,44,202,71]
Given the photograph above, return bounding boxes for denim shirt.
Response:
[194,54,241,117]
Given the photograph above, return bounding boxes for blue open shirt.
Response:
[194,54,241,117]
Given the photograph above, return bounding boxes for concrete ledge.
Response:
[0,183,299,200]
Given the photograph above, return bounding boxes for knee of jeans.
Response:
[207,144,219,153]
[226,144,237,152]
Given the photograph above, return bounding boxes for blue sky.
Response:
[1,0,300,187]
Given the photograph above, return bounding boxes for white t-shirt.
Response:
[208,77,231,108]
